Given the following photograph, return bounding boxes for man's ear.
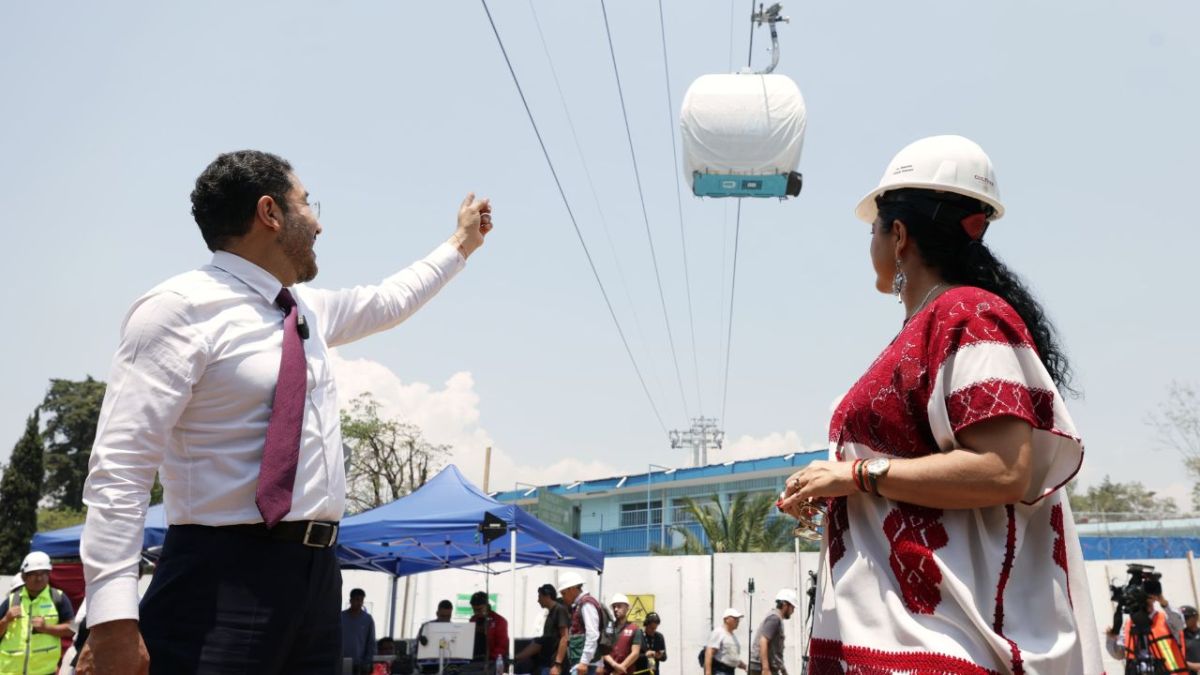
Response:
[256,195,284,234]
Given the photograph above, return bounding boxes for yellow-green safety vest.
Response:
[0,586,63,675]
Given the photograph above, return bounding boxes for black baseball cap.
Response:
[644,612,661,625]
[1183,606,1198,618]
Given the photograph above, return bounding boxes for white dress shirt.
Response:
[81,243,464,626]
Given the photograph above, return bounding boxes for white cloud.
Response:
[722,430,826,461]
[329,351,619,492]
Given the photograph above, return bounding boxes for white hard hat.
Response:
[558,572,585,592]
[722,608,745,619]
[774,588,799,607]
[610,593,630,606]
[20,551,51,574]
[855,135,1004,224]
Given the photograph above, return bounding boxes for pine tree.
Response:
[0,413,45,572]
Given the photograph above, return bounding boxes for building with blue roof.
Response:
[492,450,826,556]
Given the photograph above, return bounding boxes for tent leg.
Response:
[389,575,399,638]
[509,528,517,670]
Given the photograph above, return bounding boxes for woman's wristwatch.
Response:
[865,457,891,496]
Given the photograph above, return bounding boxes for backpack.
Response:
[595,602,616,657]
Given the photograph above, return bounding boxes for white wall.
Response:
[345,553,1200,675]
[25,553,1199,674]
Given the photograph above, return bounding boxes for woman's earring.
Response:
[892,258,905,302]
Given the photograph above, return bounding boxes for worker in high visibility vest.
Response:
[0,552,76,675]
[1107,580,1188,674]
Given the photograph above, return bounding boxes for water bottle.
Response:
[495,654,505,675]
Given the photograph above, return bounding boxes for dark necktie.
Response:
[256,288,307,527]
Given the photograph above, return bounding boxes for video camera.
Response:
[1110,563,1162,623]
[1110,564,1168,673]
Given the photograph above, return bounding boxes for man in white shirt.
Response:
[558,573,602,675]
[704,608,746,675]
[76,150,492,674]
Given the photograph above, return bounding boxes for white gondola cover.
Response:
[680,73,807,178]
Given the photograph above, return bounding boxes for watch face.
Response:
[866,458,890,475]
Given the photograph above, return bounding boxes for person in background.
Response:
[637,613,666,675]
[600,594,641,675]
[748,590,795,675]
[342,588,376,675]
[417,599,455,674]
[469,591,508,667]
[705,608,746,675]
[1180,606,1200,673]
[514,584,569,675]
[559,573,602,675]
[0,551,75,675]
[418,600,454,646]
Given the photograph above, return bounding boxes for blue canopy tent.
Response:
[31,503,169,559]
[336,464,604,651]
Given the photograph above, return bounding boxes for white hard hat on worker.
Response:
[855,134,1004,225]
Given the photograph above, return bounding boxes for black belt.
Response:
[215,520,340,548]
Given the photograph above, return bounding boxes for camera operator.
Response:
[1180,606,1200,673]
[1106,578,1187,669]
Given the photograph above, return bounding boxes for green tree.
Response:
[36,507,86,532]
[657,492,802,554]
[1146,381,1200,511]
[1067,476,1178,517]
[41,377,106,510]
[0,414,45,571]
[340,393,450,514]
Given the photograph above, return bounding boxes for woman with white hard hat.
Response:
[777,135,1102,672]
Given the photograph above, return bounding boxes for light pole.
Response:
[648,463,672,550]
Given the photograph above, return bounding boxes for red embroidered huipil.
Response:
[810,287,1103,674]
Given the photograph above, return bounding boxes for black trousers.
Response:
[139,524,342,674]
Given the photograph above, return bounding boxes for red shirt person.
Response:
[469,591,509,664]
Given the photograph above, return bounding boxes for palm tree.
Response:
[654,492,800,554]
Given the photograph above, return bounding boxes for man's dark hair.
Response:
[191,150,294,252]
[538,584,557,598]
[350,588,366,599]
[438,599,454,610]
[470,591,489,607]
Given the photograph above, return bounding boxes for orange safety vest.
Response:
[1124,612,1188,673]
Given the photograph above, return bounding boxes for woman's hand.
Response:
[776,460,856,517]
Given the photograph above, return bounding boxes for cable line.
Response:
[526,0,671,410]
[656,0,704,417]
[599,0,692,422]
[720,200,742,426]
[480,0,668,434]
[721,0,759,427]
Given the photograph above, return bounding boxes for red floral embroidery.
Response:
[827,497,849,568]
[883,504,948,614]
[829,287,1038,460]
[1051,503,1072,607]
[946,380,1056,434]
[808,638,1002,675]
[993,505,1024,674]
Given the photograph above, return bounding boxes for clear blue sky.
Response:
[2,1,1197,502]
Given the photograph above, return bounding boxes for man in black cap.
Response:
[1181,606,1200,673]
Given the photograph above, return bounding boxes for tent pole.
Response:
[510,528,518,669]
[389,575,399,638]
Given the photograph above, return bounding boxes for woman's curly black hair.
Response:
[876,188,1074,393]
